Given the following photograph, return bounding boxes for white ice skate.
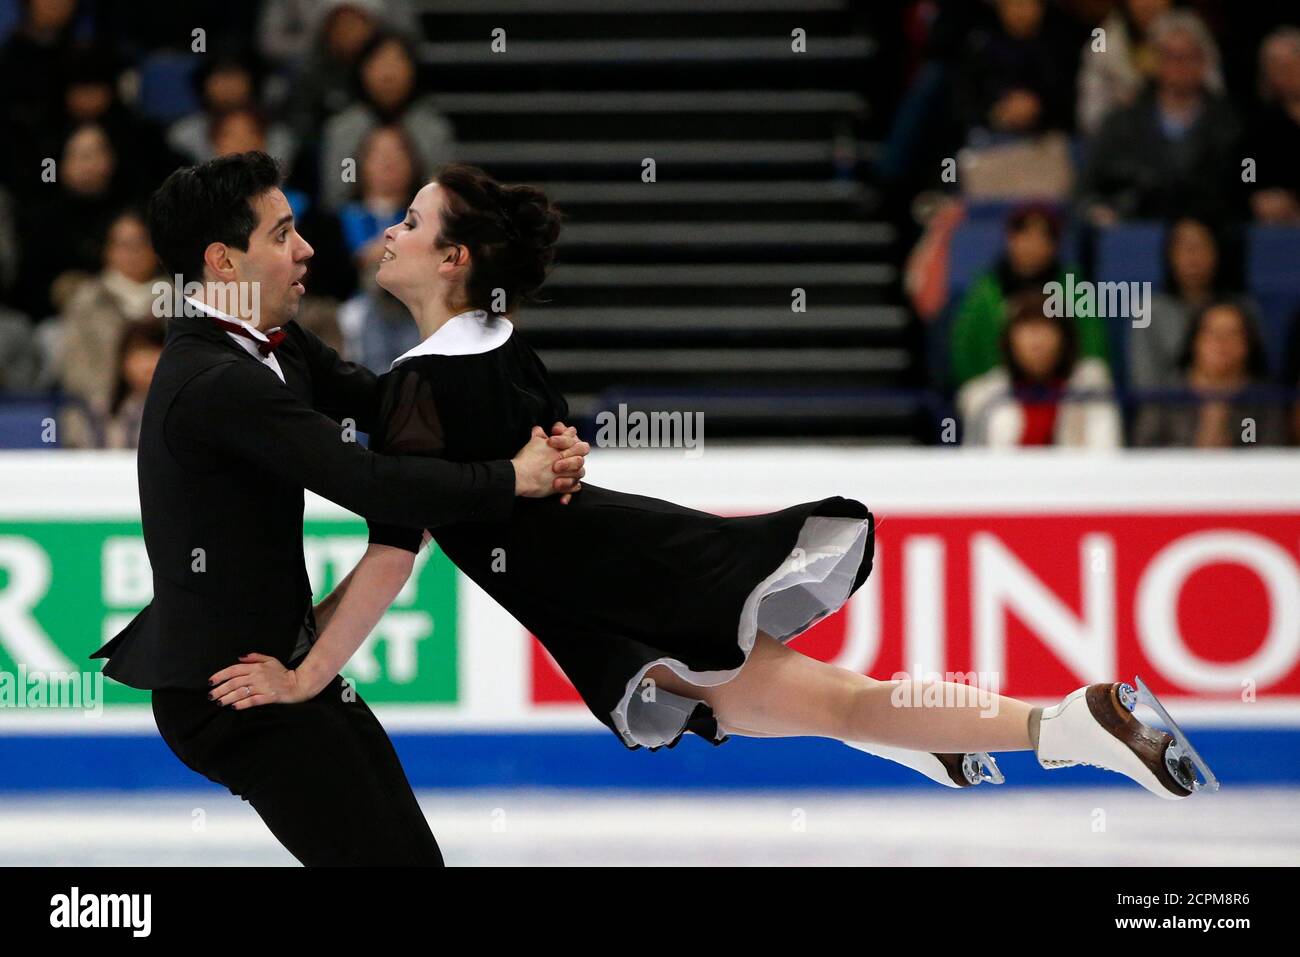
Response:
[845,741,1004,788]
[1035,676,1219,800]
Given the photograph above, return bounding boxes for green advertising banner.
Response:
[0,521,460,706]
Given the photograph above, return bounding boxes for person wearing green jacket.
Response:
[950,204,1109,387]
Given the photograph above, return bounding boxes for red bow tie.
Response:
[207,315,287,356]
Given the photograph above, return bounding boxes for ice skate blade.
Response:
[1116,676,1220,794]
[962,751,1005,785]
[934,752,1002,787]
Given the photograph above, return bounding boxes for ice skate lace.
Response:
[1040,757,1108,770]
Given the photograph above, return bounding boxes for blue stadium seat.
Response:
[0,397,61,449]
[1097,223,1167,392]
[1094,222,1165,289]
[0,0,20,45]
[135,52,201,125]
[948,214,1084,303]
[962,200,1018,222]
[947,220,1005,301]
[1246,225,1300,373]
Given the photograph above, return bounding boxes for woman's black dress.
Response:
[366,310,876,751]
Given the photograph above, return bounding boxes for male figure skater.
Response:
[89,152,587,865]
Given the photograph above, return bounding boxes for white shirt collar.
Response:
[183,295,278,342]
[390,309,513,368]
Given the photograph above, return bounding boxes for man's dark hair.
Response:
[146,151,283,284]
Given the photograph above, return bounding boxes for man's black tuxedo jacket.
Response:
[89,312,516,690]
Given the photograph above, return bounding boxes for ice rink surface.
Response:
[2,787,1297,866]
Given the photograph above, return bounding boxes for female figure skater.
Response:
[212,164,1215,800]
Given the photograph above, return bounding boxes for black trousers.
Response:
[151,668,443,866]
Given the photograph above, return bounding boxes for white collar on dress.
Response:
[183,295,279,342]
[390,309,513,368]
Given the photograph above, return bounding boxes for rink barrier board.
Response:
[0,726,1296,791]
[2,450,1299,790]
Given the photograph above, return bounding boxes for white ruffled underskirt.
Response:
[610,514,873,749]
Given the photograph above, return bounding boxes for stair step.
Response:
[536,346,909,374]
[557,220,894,246]
[458,139,876,164]
[429,89,866,114]
[395,0,915,439]
[523,305,906,333]
[418,9,855,42]
[417,0,849,13]
[546,262,894,286]
[563,389,924,442]
[421,35,874,66]
[537,181,873,221]
[430,90,870,138]
[544,180,865,202]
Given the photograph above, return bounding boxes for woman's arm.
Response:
[296,542,418,696]
[311,555,367,634]
[209,535,430,707]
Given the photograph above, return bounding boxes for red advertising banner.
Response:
[532,512,1300,702]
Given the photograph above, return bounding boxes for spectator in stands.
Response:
[0,183,18,307]
[262,0,423,65]
[319,32,456,211]
[950,203,1106,386]
[294,294,346,356]
[286,194,357,302]
[335,129,421,373]
[956,0,1081,145]
[1131,217,1250,390]
[1285,311,1300,445]
[1133,301,1290,447]
[255,0,331,67]
[1246,27,1300,224]
[873,0,998,204]
[57,208,159,448]
[0,0,81,187]
[208,107,279,160]
[1076,0,1174,137]
[958,290,1122,447]
[339,124,420,273]
[14,121,129,319]
[167,51,297,169]
[337,285,421,374]
[330,125,422,369]
[1079,10,1243,226]
[259,0,419,70]
[101,317,165,450]
[61,45,182,196]
[278,0,383,143]
[0,303,41,391]
[87,1,257,59]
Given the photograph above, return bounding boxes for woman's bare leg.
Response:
[644,632,1034,753]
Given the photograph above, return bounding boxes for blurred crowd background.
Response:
[0,0,1297,450]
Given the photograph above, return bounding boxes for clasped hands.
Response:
[512,420,588,504]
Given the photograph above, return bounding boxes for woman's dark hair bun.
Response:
[499,183,562,249]
[433,163,563,314]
